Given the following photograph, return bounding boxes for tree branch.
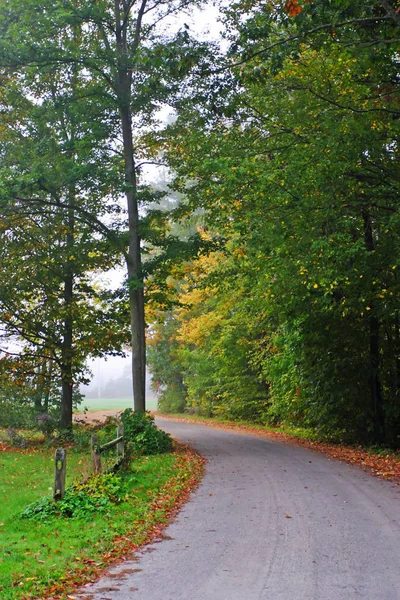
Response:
[131,0,148,55]
[8,196,129,261]
[136,160,168,169]
[211,17,392,74]
[288,83,400,116]
[378,0,400,27]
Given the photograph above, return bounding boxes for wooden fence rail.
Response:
[53,422,124,501]
[91,422,124,475]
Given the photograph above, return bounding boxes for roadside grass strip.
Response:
[0,443,204,600]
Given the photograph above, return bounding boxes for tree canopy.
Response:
[1,0,399,444]
[148,0,400,446]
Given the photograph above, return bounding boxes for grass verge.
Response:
[0,443,204,600]
[157,412,400,484]
[76,396,158,413]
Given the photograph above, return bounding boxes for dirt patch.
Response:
[73,410,123,424]
[74,409,157,424]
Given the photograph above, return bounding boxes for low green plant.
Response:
[70,423,93,450]
[121,409,173,455]
[3,427,27,447]
[76,472,127,504]
[96,415,120,445]
[20,472,127,521]
[132,426,171,455]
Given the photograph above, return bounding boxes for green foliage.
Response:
[157,387,187,415]
[0,75,129,428]
[20,473,126,521]
[69,423,93,451]
[132,427,171,455]
[1,0,399,444]
[147,314,187,414]
[95,416,121,445]
[0,399,37,430]
[148,0,400,447]
[120,409,173,455]
[19,496,58,521]
[36,413,57,436]
[0,0,214,422]
[148,251,270,422]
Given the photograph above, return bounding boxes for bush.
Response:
[157,386,187,414]
[21,473,126,521]
[3,427,27,447]
[36,413,56,436]
[96,416,120,445]
[69,423,93,451]
[120,409,173,455]
[0,399,37,429]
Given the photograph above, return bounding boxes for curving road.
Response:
[76,418,400,600]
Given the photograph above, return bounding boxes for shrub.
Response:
[96,416,120,445]
[0,399,37,429]
[36,413,56,436]
[20,473,126,521]
[120,409,172,455]
[70,423,93,451]
[3,427,27,447]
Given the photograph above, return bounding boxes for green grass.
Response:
[0,445,197,600]
[76,396,158,412]
[0,448,93,597]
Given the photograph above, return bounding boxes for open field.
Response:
[76,396,158,413]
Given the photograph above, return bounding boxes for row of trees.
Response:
[0,0,212,428]
[1,0,399,445]
[148,0,400,446]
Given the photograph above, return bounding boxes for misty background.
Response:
[79,355,157,410]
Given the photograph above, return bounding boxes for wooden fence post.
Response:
[117,423,124,459]
[91,435,101,474]
[53,448,66,501]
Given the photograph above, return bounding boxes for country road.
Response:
[76,418,400,600]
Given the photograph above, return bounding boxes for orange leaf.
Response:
[284,0,302,17]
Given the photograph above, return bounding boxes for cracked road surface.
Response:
[76,418,400,600]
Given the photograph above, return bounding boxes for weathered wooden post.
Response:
[53,448,66,501]
[117,423,124,459]
[91,434,101,474]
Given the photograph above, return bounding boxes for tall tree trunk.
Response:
[44,358,53,413]
[34,358,49,412]
[60,202,74,430]
[60,26,80,429]
[368,314,385,443]
[34,362,44,412]
[115,1,146,412]
[121,103,146,412]
[390,313,400,445]
[363,210,385,443]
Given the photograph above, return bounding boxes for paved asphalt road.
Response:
[76,418,400,600]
